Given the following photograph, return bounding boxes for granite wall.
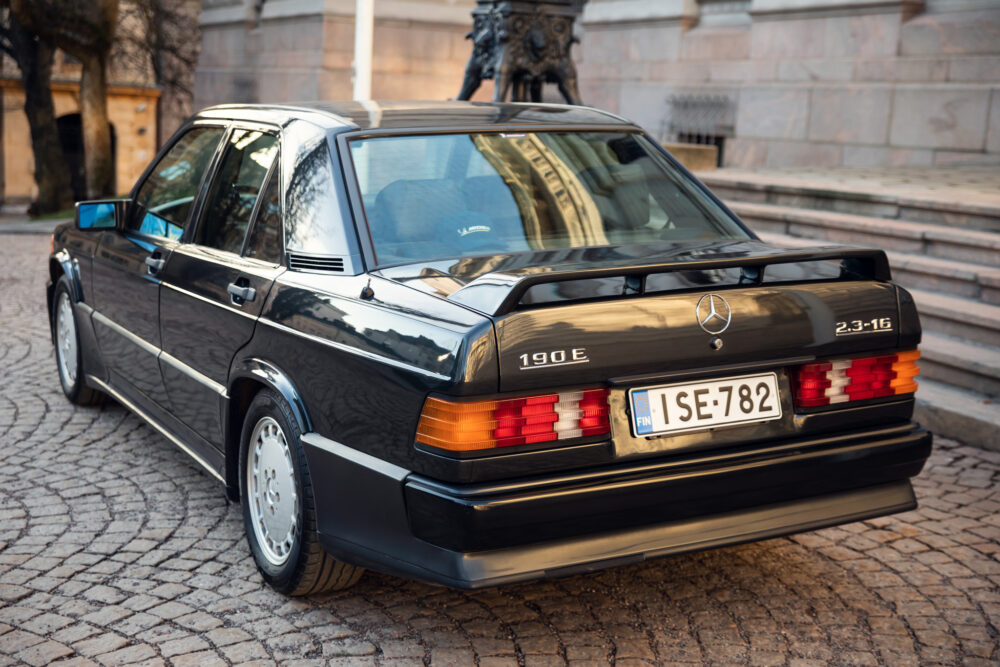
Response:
[195,0,494,109]
[196,0,998,169]
[578,0,1000,167]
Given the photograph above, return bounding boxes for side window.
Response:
[131,127,224,239]
[244,165,282,264]
[196,129,278,254]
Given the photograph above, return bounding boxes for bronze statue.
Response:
[457,0,584,105]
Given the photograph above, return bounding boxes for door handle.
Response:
[144,255,165,274]
[227,281,256,305]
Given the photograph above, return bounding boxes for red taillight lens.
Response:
[791,350,920,408]
[416,388,610,452]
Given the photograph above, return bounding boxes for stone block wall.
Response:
[195,0,493,110]
[578,0,1000,168]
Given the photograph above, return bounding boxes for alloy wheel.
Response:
[247,416,299,565]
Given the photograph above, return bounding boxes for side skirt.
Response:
[87,374,226,484]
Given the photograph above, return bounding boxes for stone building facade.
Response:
[0,52,161,208]
[196,0,494,106]
[1,0,202,209]
[578,0,1000,167]
[196,0,999,169]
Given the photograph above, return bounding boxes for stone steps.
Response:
[908,288,1000,350]
[712,171,1000,447]
[920,333,1000,399]
[760,229,1000,443]
[759,230,1000,346]
[914,379,1000,450]
[734,201,1000,270]
[703,171,1000,233]
[756,230,1000,305]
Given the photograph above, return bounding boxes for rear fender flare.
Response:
[225,358,313,498]
[231,358,312,433]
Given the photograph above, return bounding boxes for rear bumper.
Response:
[302,423,931,589]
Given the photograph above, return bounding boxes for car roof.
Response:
[195,100,639,132]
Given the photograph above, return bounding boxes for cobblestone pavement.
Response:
[2,234,999,666]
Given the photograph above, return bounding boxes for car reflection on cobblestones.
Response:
[1,234,998,665]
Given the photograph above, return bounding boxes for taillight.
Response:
[792,350,920,408]
[416,388,611,452]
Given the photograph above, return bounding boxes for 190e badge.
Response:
[519,348,589,370]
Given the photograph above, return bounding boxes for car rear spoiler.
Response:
[446,246,891,317]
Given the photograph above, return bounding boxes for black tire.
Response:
[51,276,103,406]
[239,388,364,595]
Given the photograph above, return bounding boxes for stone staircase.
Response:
[698,169,1000,449]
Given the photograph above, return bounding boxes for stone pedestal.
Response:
[457,0,586,104]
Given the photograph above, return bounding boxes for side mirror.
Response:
[76,199,128,231]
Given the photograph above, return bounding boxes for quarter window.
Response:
[196,130,279,254]
[131,126,224,239]
[244,165,282,264]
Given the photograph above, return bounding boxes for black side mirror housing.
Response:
[75,199,129,231]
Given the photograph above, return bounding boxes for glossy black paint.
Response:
[158,245,283,449]
[47,100,933,589]
[90,231,173,407]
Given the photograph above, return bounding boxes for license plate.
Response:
[629,372,782,437]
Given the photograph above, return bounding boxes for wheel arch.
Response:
[48,250,83,331]
[225,358,313,500]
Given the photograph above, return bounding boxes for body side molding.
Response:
[86,374,225,483]
[257,318,453,382]
[160,350,228,397]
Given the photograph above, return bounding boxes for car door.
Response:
[90,124,226,409]
[157,127,284,449]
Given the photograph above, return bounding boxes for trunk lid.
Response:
[378,240,903,393]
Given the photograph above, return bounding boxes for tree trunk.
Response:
[9,19,73,214]
[79,52,113,198]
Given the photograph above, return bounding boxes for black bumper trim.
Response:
[301,425,930,589]
[405,424,931,551]
[321,481,915,589]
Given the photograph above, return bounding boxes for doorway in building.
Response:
[57,114,116,200]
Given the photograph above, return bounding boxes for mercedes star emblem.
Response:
[696,294,732,335]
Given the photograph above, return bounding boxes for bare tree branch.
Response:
[11,0,119,197]
[0,3,73,213]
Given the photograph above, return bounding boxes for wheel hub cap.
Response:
[247,417,298,566]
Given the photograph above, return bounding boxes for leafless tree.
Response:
[116,0,201,144]
[12,0,119,199]
[0,4,73,214]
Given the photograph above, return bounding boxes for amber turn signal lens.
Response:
[416,388,611,452]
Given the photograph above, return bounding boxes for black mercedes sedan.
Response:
[47,101,930,594]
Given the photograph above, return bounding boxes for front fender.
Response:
[50,248,84,300]
[48,249,83,340]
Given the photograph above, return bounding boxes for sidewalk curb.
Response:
[0,219,68,235]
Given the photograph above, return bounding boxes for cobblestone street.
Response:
[1,233,999,665]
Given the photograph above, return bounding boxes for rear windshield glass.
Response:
[349,131,749,265]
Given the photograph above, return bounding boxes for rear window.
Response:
[348,131,750,265]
